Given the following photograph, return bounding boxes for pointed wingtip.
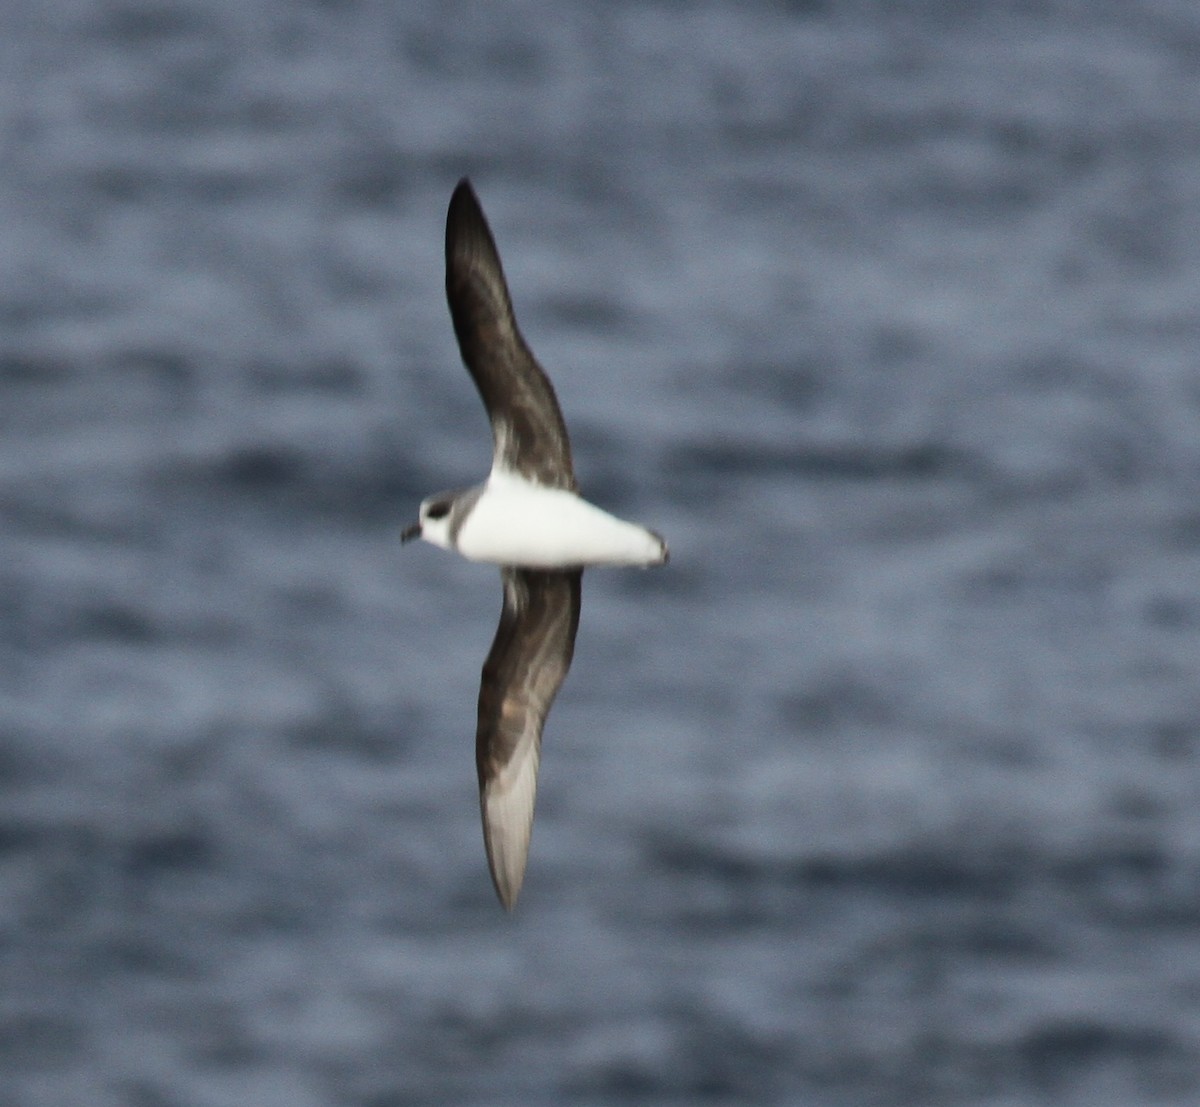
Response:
[447,177,487,249]
[449,176,475,211]
[445,177,509,316]
[479,741,540,912]
[494,874,521,912]
[482,788,532,911]
[486,838,527,912]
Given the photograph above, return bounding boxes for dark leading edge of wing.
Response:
[476,568,582,909]
[445,179,577,491]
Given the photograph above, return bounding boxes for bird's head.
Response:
[401,495,455,550]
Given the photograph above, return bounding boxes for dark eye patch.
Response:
[425,501,450,520]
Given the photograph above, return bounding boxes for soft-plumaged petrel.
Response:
[401,179,668,910]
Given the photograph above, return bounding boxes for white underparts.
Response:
[453,470,667,568]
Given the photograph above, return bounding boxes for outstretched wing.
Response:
[445,178,577,491]
[476,567,582,909]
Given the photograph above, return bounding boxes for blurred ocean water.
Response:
[2,2,1200,1104]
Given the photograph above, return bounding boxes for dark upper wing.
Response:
[445,179,577,491]
[475,567,582,909]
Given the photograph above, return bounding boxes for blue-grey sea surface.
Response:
[2,2,1199,1104]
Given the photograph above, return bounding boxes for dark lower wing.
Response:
[475,567,582,909]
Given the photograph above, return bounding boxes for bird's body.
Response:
[402,179,667,909]
[421,469,666,569]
